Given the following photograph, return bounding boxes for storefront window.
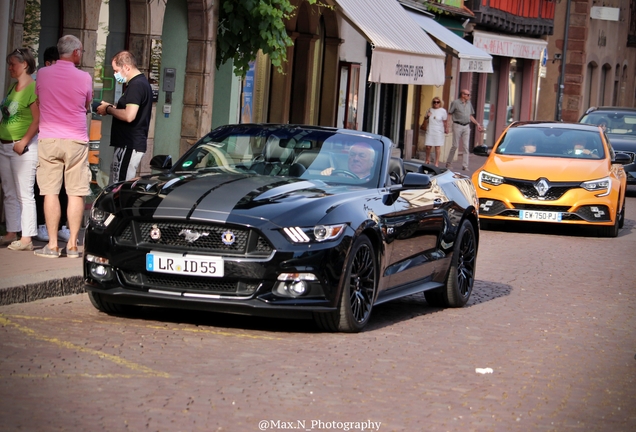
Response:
[507,59,524,125]
[483,58,500,147]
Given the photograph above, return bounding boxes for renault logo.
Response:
[179,229,210,243]
[534,178,550,197]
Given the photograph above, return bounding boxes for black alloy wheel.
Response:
[313,235,377,332]
[425,220,477,307]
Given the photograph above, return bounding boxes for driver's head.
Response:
[573,138,586,150]
[348,143,375,178]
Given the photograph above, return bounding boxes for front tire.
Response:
[597,205,620,238]
[313,235,377,332]
[425,220,477,307]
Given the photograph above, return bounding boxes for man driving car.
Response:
[321,142,375,179]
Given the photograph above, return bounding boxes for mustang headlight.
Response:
[90,207,115,227]
[283,224,346,243]
[581,176,610,197]
[477,170,504,190]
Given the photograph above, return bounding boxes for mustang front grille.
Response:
[116,221,273,257]
[120,270,259,295]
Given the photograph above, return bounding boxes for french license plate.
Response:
[146,251,224,277]
[519,210,562,222]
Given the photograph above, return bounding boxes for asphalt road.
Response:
[1,191,635,431]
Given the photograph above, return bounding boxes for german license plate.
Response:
[146,251,224,277]
[519,210,562,222]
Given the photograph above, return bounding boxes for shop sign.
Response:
[473,33,546,60]
[590,7,619,21]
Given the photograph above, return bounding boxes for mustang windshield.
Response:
[580,112,636,137]
[172,127,384,185]
[495,128,605,159]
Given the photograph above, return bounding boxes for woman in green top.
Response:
[0,48,40,250]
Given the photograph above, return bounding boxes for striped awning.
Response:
[335,0,446,85]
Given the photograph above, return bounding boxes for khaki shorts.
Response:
[37,138,91,196]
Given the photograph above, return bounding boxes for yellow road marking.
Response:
[1,373,154,379]
[2,313,283,340]
[0,315,169,378]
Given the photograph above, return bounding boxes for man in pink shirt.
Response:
[35,35,92,258]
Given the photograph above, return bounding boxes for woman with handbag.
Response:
[0,48,39,250]
[420,97,448,167]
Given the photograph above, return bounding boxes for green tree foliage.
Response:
[217,0,318,77]
[23,0,41,60]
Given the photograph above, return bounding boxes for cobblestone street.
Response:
[1,197,635,431]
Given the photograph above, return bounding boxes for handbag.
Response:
[420,117,428,133]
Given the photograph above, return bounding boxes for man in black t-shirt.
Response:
[96,51,152,184]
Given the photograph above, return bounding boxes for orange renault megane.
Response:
[472,122,629,237]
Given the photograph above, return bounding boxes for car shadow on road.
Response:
[365,280,512,331]
[482,219,634,238]
[116,306,321,333]
[101,279,513,334]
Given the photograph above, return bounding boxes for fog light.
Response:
[90,263,113,281]
[273,273,317,298]
[273,280,309,297]
[289,280,308,295]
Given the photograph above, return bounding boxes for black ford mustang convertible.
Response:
[84,124,480,332]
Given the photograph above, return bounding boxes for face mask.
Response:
[114,71,126,84]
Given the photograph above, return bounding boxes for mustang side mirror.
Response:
[473,145,490,156]
[150,155,172,170]
[402,172,432,189]
[612,152,631,165]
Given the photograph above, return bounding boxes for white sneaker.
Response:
[58,225,71,242]
[37,224,49,241]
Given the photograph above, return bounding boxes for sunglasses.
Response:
[432,100,441,104]
[462,93,471,96]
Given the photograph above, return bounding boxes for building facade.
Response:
[537,0,636,122]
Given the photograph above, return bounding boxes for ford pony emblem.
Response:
[179,229,210,243]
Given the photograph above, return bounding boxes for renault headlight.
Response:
[477,170,504,190]
[581,176,610,197]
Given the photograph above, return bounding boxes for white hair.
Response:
[57,35,82,57]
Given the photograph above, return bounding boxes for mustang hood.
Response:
[486,155,610,182]
[101,172,373,227]
[607,134,636,153]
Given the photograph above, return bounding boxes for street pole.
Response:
[555,0,572,121]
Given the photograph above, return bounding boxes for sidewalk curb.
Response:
[0,276,85,306]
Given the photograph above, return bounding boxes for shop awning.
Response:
[405,11,493,73]
[472,30,548,60]
[334,0,445,86]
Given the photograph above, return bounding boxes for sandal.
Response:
[34,245,62,258]
[8,240,33,251]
